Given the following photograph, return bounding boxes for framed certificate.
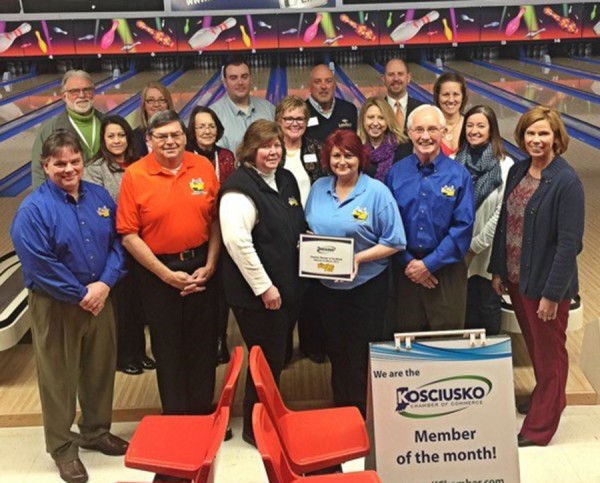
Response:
[299,234,355,281]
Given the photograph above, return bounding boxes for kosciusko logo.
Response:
[395,376,492,419]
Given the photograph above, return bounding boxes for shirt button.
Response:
[90,256,94,260]
[81,221,85,225]
[92,273,96,277]
[419,244,423,248]
[85,238,90,242]
[419,227,423,231]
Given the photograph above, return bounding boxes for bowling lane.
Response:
[0,72,108,125]
[286,65,312,98]
[0,70,167,181]
[0,73,61,98]
[447,60,600,129]
[553,57,600,76]
[249,67,271,100]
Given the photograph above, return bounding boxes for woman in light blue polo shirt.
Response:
[305,129,406,416]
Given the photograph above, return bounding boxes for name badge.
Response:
[303,153,318,163]
[307,116,319,127]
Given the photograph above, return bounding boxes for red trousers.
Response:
[508,282,570,445]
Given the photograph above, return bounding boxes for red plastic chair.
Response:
[125,346,244,480]
[253,404,381,483]
[249,346,370,474]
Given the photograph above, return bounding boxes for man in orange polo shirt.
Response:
[117,110,220,429]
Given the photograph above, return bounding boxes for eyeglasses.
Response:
[195,124,217,132]
[64,87,95,97]
[151,132,184,143]
[410,127,443,136]
[282,117,306,125]
[145,97,168,105]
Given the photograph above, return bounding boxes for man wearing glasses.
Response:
[385,105,474,331]
[32,70,103,188]
[211,58,275,154]
[117,112,220,476]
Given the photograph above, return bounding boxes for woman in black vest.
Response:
[219,120,306,445]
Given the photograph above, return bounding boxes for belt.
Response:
[157,244,207,264]
[410,249,432,260]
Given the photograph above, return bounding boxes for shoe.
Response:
[117,363,143,375]
[517,401,529,415]
[217,337,230,364]
[55,458,88,483]
[517,434,538,447]
[141,356,156,370]
[307,352,327,364]
[242,430,257,448]
[224,426,233,441]
[81,433,129,456]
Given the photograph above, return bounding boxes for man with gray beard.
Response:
[31,70,104,188]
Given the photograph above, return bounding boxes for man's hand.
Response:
[180,265,216,296]
[162,270,196,292]
[80,281,110,316]
[405,259,431,284]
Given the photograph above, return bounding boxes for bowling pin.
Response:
[240,25,252,48]
[0,23,32,54]
[188,17,237,51]
[391,11,439,43]
[35,31,48,54]
[442,19,453,41]
[303,13,322,43]
[505,7,525,37]
[101,20,119,49]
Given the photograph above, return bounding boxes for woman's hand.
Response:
[491,275,506,296]
[537,297,559,322]
[261,285,282,310]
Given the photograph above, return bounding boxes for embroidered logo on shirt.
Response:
[97,206,110,218]
[352,207,368,221]
[339,119,353,129]
[288,196,299,207]
[441,185,456,198]
[190,178,206,195]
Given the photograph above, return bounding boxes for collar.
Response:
[66,107,95,122]
[146,152,188,176]
[387,93,408,110]
[308,96,336,116]
[46,177,86,203]
[415,150,445,172]
[326,172,368,200]
[226,95,255,116]
[539,155,568,179]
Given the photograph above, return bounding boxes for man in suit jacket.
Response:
[382,58,424,132]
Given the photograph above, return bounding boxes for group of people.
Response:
[10,56,584,483]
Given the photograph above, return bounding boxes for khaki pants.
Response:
[395,261,467,332]
[29,291,117,462]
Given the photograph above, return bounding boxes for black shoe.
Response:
[217,337,230,364]
[242,430,257,448]
[307,352,327,364]
[141,356,156,370]
[118,363,143,375]
[224,426,233,441]
[518,434,538,447]
[517,401,529,415]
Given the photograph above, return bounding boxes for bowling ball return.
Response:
[0,251,30,351]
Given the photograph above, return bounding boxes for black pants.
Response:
[317,269,389,417]
[113,257,146,368]
[297,279,326,357]
[233,304,297,436]
[465,275,502,335]
[139,249,217,415]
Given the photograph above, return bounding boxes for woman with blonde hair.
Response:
[357,96,412,181]
[132,81,174,157]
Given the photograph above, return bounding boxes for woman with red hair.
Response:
[305,129,406,416]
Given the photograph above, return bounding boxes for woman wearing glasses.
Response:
[186,106,236,365]
[132,81,174,157]
[275,95,325,364]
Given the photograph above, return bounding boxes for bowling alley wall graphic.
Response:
[176,15,279,52]
[0,20,77,57]
[278,11,379,48]
[480,4,583,42]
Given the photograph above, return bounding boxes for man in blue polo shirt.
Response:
[11,131,127,483]
[386,104,474,331]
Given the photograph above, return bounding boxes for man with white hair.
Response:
[385,105,474,331]
[32,70,104,188]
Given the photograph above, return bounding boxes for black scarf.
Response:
[455,143,502,210]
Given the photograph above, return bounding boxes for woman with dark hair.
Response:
[220,119,306,444]
[305,129,405,416]
[132,81,175,157]
[455,105,514,335]
[84,115,155,375]
[186,105,236,364]
[358,96,412,181]
[433,72,468,158]
[490,106,584,447]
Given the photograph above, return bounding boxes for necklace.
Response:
[445,117,462,142]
